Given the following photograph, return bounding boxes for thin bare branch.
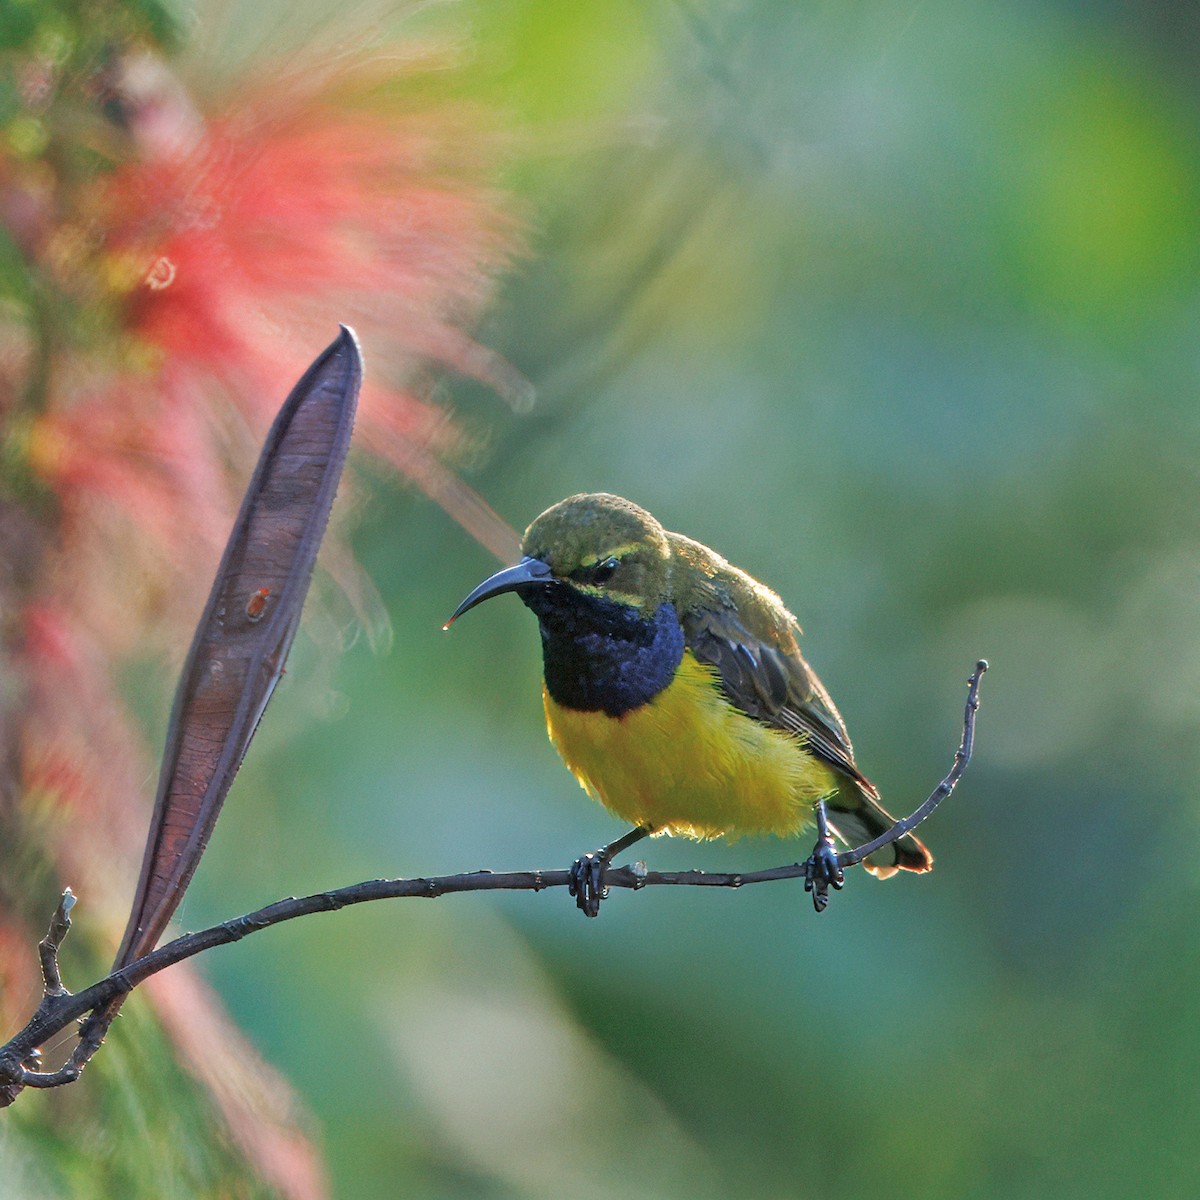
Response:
[0,655,986,1106]
[836,658,988,868]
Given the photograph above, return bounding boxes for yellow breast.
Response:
[543,650,838,840]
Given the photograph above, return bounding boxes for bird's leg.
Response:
[804,800,844,913]
[569,825,653,918]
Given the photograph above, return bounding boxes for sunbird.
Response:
[447,493,930,914]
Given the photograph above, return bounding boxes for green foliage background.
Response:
[28,1,1200,1196]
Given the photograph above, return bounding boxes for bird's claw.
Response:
[804,832,844,914]
[568,851,609,918]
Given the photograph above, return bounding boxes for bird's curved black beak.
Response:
[443,556,556,628]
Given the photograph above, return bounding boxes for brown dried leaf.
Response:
[115,328,362,967]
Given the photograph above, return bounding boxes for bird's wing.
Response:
[681,601,879,798]
[681,595,932,874]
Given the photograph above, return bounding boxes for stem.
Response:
[836,659,988,868]
[0,658,988,1105]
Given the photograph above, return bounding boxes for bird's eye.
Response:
[590,556,620,585]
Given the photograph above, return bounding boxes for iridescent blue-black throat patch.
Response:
[522,588,685,717]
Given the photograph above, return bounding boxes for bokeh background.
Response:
[4,1,1200,1197]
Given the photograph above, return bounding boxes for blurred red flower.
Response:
[2,16,523,1199]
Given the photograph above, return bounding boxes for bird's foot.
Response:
[804,801,844,913]
[567,825,653,918]
[568,851,609,918]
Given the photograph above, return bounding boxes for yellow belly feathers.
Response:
[543,650,838,839]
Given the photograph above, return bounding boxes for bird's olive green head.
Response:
[520,493,673,614]
[444,493,675,627]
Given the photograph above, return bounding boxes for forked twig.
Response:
[1,328,363,1107]
[0,656,986,1103]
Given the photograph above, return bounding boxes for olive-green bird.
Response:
[447,493,930,914]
